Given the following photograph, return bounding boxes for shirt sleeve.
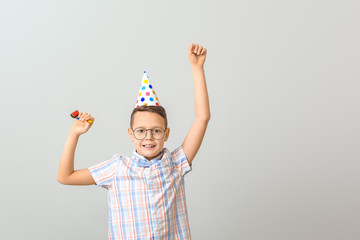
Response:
[88,154,120,189]
[171,145,192,176]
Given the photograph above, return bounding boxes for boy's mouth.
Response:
[143,144,155,149]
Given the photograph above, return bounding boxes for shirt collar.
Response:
[132,149,164,168]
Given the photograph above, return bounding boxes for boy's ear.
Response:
[164,128,170,142]
[128,128,134,142]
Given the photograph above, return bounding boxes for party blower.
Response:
[70,110,93,124]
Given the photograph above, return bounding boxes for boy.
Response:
[57,43,210,239]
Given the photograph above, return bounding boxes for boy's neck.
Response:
[136,150,163,161]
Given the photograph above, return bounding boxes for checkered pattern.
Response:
[88,146,192,240]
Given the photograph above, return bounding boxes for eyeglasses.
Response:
[132,127,167,140]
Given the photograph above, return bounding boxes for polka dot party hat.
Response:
[135,71,161,108]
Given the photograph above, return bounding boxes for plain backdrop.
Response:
[0,0,359,239]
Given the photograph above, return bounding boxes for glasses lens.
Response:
[134,128,146,139]
[152,128,165,139]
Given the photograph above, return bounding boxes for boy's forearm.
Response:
[57,132,79,183]
[191,65,211,120]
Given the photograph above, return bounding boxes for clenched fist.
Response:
[69,112,95,136]
[188,43,207,67]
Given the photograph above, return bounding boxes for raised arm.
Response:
[182,43,211,165]
[57,112,96,185]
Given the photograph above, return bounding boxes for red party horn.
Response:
[70,110,93,124]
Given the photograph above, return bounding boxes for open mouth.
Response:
[143,144,155,149]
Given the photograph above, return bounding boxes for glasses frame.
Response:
[131,127,167,140]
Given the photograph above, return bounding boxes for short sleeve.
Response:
[171,145,192,176]
[88,154,120,189]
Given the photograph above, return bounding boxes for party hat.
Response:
[135,71,161,108]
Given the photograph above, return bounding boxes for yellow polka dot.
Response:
[144,80,148,84]
[139,93,141,96]
[144,103,148,106]
[153,91,156,94]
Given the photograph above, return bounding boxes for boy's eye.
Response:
[137,129,145,133]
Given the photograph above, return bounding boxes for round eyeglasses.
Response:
[132,127,167,140]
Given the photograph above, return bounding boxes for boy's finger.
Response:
[84,115,94,123]
[189,43,194,51]
[188,43,194,54]
[198,45,203,55]
[80,113,88,121]
[194,44,199,54]
[201,48,207,55]
[192,43,197,52]
[86,116,94,124]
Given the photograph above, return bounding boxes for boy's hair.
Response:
[130,105,168,129]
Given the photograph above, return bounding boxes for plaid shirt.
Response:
[88,146,192,240]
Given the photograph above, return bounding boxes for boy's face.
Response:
[128,111,170,161]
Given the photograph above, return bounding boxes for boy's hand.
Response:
[69,112,94,136]
[188,43,207,67]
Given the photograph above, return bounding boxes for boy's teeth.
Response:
[144,145,154,147]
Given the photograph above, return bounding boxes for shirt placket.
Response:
[145,165,160,237]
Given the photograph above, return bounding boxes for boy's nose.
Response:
[145,129,154,139]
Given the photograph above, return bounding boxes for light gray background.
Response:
[0,0,359,239]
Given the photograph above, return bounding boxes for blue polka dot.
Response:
[150,97,154,101]
[142,86,145,90]
[141,97,145,102]
[149,85,153,89]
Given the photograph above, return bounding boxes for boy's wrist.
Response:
[191,64,204,70]
[68,131,80,139]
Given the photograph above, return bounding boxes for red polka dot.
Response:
[156,103,159,106]
[136,100,138,103]
[146,92,150,96]
[136,105,139,108]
